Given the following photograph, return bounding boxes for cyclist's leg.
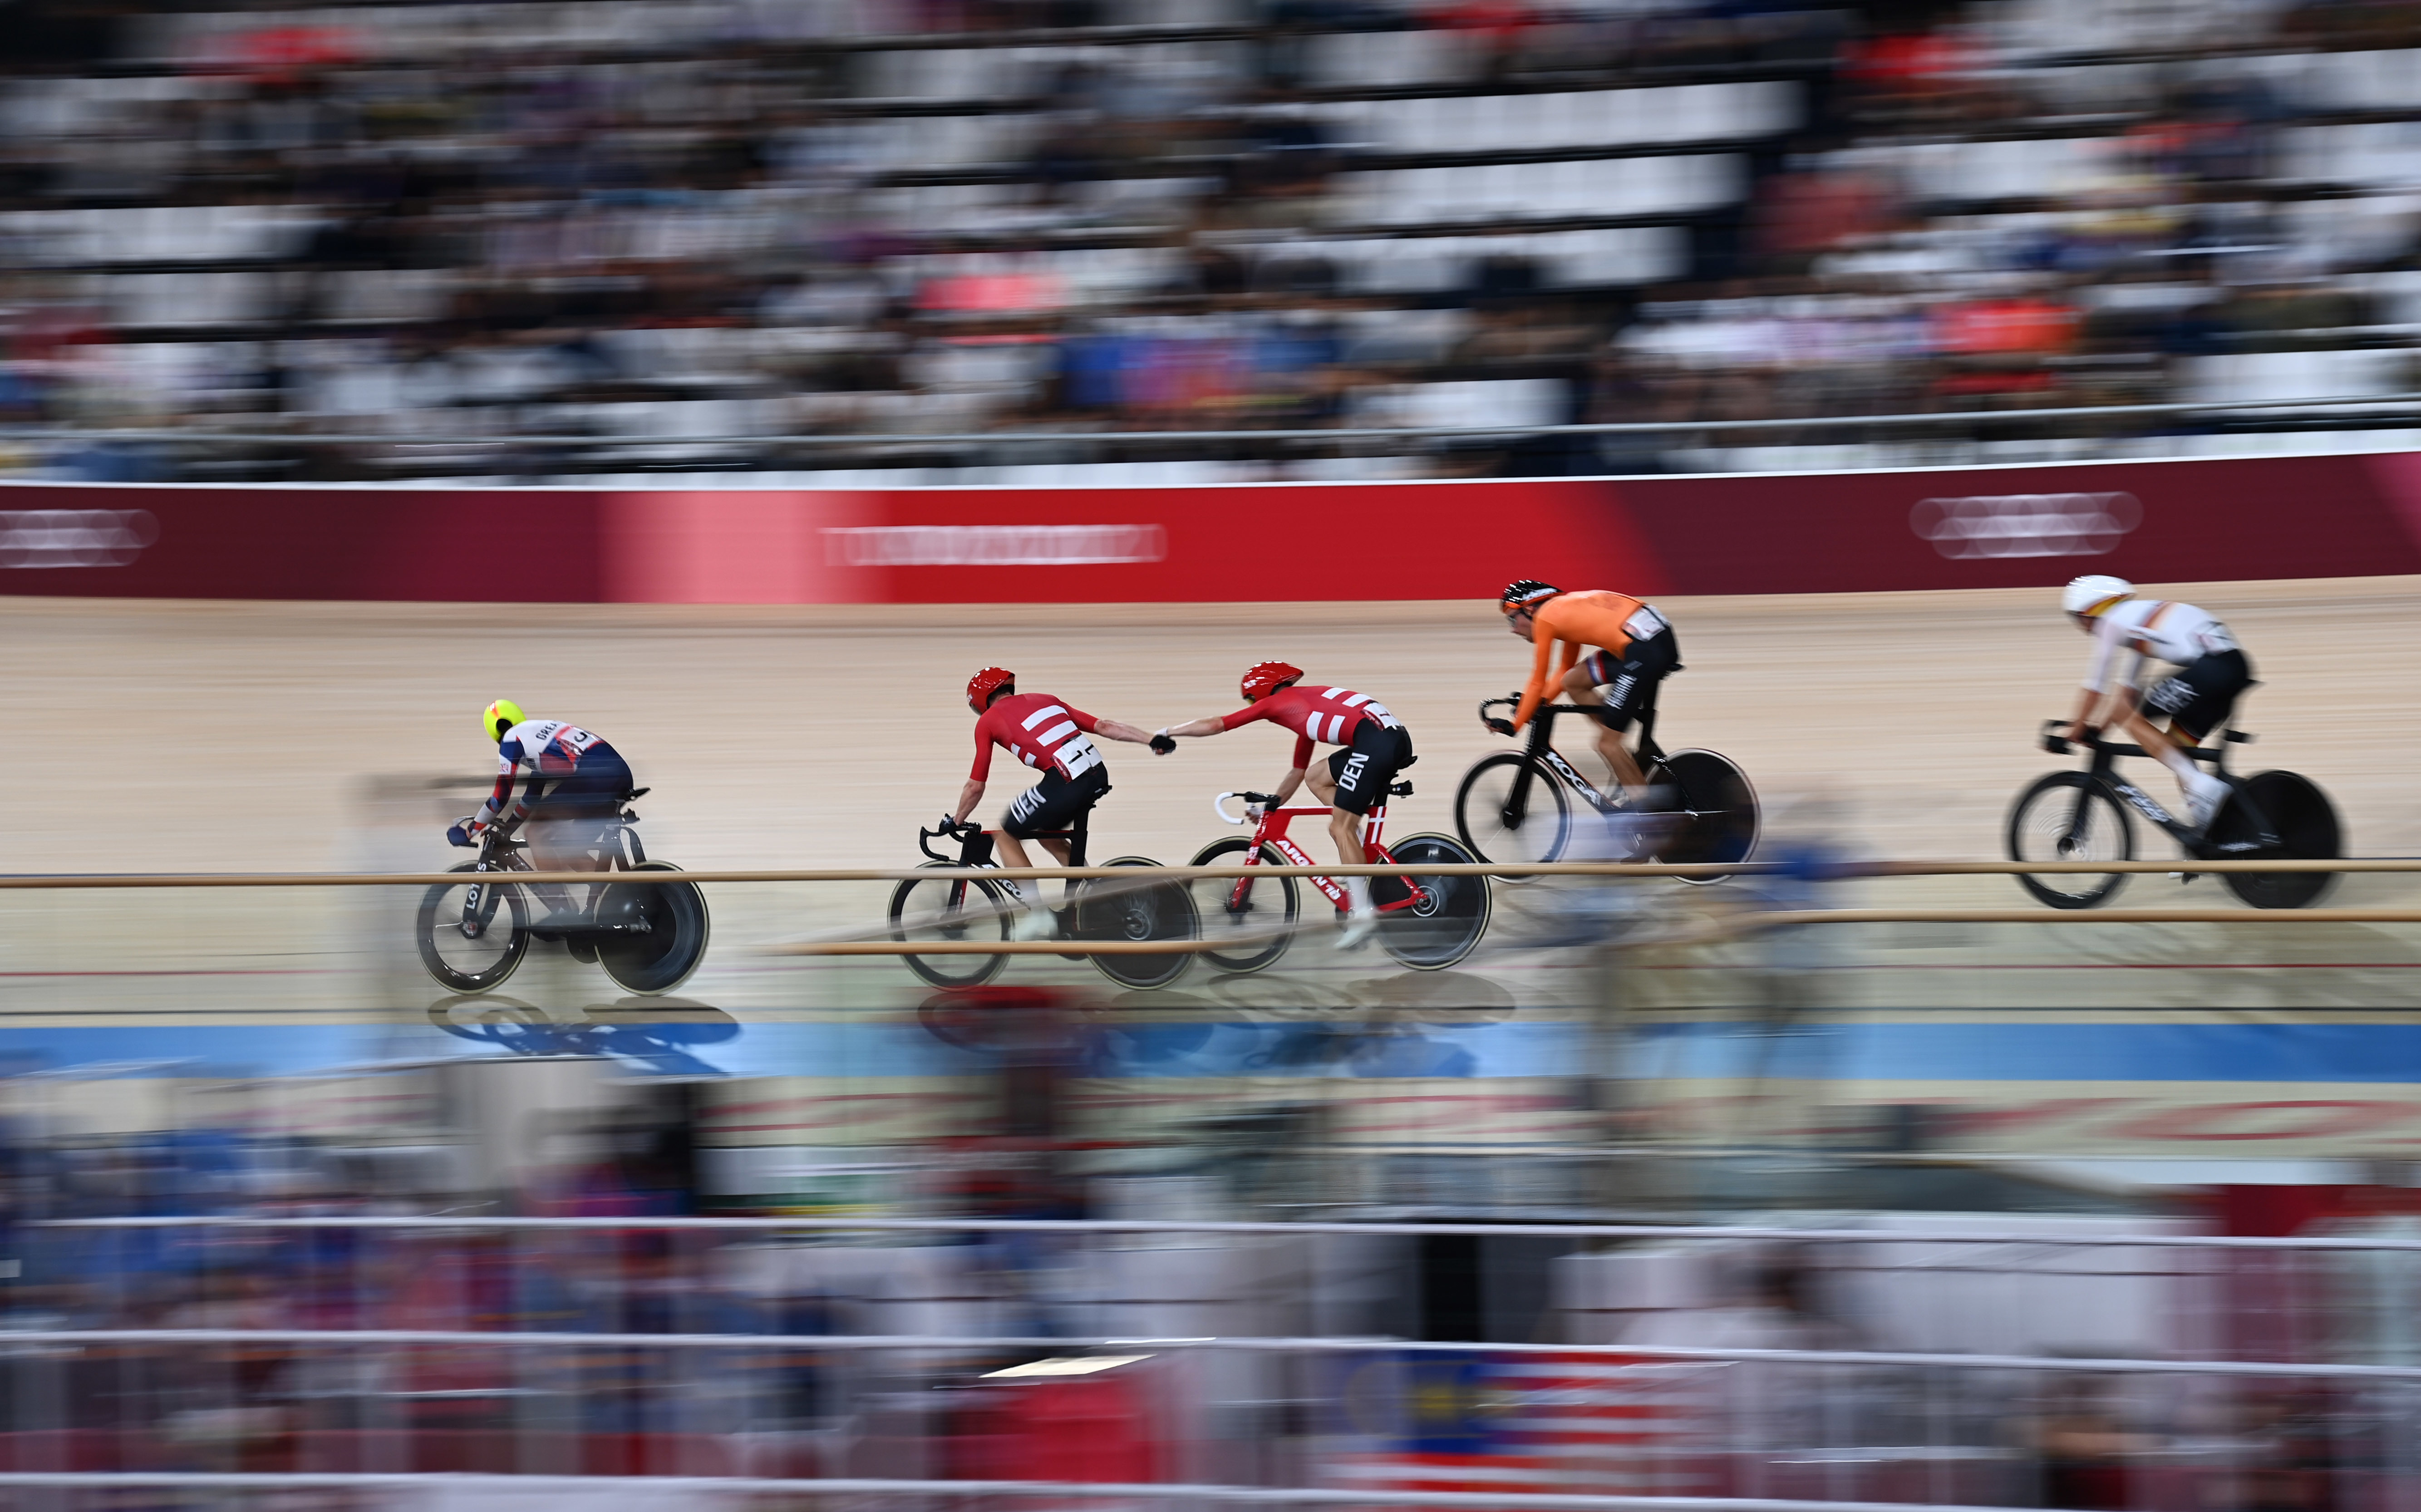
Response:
[1321,725,1411,934]
[999,768,1106,911]
[523,766,621,917]
[1563,653,1649,793]
[2129,651,2250,818]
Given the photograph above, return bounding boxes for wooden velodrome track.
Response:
[0,574,2409,877]
[0,576,2416,1157]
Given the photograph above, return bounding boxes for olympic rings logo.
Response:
[1909,493,2141,560]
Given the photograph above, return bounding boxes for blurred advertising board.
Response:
[6,451,2421,602]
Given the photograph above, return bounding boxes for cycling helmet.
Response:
[1241,660,1304,702]
[966,667,1015,712]
[1500,579,1560,616]
[481,699,524,743]
[2062,575,2135,617]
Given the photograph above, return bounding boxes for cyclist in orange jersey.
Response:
[1491,579,1680,802]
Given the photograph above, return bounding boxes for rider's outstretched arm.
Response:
[1093,718,1158,745]
[1157,716,1226,740]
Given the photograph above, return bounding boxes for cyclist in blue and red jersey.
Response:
[952,667,1164,938]
[1155,662,1412,947]
[449,698,636,930]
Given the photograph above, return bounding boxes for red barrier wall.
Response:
[6,453,2417,602]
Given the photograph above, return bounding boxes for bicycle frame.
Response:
[1225,800,1422,916]
[919,811,1090,913]
[2061,725,2275,853]
[1501,700,1669,820]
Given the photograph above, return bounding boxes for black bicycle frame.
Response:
[1501,697,1669,826]
[2067,733,2277,855]
[925,809,1092,912]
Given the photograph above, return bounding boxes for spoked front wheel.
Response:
[2007,771,2134,909]
[1186,837,1297,975]
[593,861,712,996]
[1453,753,1572,876]
[1076,857,1198,991]
[415,862,531,995]
[888,862,1015,989]
[2215,770,2341,910]
[1376,832,1491,971]
[1647,749,1760,879]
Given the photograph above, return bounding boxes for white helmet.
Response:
[2062,574,2134,617]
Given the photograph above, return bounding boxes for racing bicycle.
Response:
[417,788,711,996]
[1187,782,1491,973]
[888,809,1198,991]
[1455,696,1759,877]
[2008,722,2341,910]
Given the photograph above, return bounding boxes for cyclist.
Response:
[449,699,635,933]
[1492,579,1679,804]
[954,667,1166,940]
[1154,661,1412,948]
[2057,574,2246,831]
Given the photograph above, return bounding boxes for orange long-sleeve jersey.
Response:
[1512,589,1654,730]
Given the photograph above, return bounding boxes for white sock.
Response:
[2158,746,2198,784]
[1346,876,1373,915]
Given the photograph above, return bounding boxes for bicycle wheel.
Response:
[888,863,1014,989]
[1377,833,1492,971]
[2007,771,2134,909]
[1076,857,1197,991]
[416,862,530,995]
[1454,752,1572,876]
[1186,837,1297,975]
[2218,770,2340,910]
[1648,749,1760,879]
[594,861,711,996]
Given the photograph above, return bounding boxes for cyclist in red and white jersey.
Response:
[1155,661,1413,947]
[953,667,1164,938]
[2057,574,2251,830]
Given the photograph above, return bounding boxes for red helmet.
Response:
[966,666,1015,712]
[1240,660,1304,702]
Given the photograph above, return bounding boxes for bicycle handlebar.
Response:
[917,820,982,862]
[1213,792,1273,826]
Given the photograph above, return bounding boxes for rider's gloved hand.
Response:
[939,813,964,836]
[1485,717,1516,737]
[446,822,475,848]
[1149,731,1176,754]
[2042,733,2070,755]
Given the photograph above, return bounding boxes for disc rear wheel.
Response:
[2216,771,2341,910]
[1076,857,1198,991]
[1376,833,1491,971]
[1647,749,1760,878]
[594,861,711,996]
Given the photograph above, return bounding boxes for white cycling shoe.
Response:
[1010,906,1058,942]
[2185,772,2230,832]
[1337,908,1381,950]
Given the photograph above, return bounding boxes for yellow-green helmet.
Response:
[481,699,525,743]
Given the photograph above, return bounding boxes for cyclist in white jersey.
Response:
[2057,575,2253,830]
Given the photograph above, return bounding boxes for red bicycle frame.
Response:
[1216,796,1424,916]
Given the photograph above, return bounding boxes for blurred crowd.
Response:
[2,0,2420,483]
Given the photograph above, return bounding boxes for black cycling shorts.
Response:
[1579,624,1681,734]
[527,750,635,820]
[2140,648,2254,744]
[1002,763,1111,839]
[1327,720,1414,817]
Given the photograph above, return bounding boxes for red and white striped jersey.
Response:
[1220,684,1401,768]
[971,691,1106,782]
